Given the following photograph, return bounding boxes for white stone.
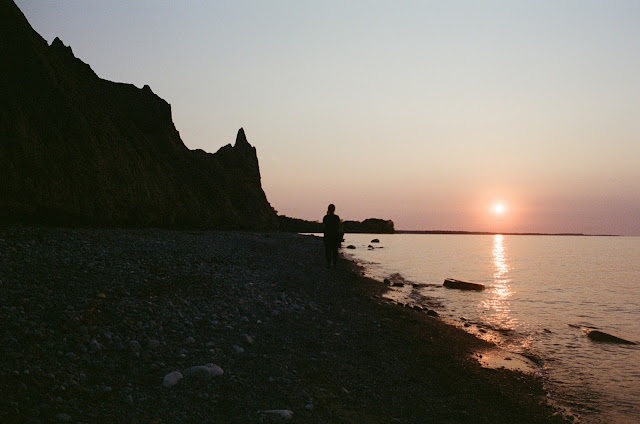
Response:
[162,371,183,388]
[183,363,224,378]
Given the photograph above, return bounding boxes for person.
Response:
[322,204,341,268]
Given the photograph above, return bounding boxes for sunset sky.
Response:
[16,1,640,235]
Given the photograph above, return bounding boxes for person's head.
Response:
[327,204,335,214]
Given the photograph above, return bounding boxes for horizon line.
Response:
[394,230,620,237]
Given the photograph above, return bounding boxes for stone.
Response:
[443,278,485,291]
[162,371,183,388]
[346,245,356,249]
[55,413,72,422]
[183,364,224,378]
[260,410,294,420]
[427,310,439,317]
[129,340,141,352]
[89,339,101,351]
[371,239,380,243]
[586,329,637,345]
[183,336,196,345]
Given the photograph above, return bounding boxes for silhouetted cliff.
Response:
[0,1,277,230]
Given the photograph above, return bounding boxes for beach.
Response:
[0,227,570,423]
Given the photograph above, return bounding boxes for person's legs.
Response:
[331,246,338,267]
[324,242,332,268]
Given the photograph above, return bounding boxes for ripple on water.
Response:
[343,234,640,424]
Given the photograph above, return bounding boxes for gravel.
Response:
[0,227,570,423]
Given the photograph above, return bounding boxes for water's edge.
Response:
[339,233,640,424]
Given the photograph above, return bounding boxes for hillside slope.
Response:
[0,0,277,230]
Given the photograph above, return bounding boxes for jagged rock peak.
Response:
[50,36,72,53]
[235,127,250,147]
[51,36,64,47]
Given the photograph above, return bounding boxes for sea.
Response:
[340,233,640,424]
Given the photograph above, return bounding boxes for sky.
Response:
[15,1,640,235]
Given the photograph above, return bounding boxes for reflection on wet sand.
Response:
[475,349,536,373]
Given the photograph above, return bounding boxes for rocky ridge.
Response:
[0,1,277,230]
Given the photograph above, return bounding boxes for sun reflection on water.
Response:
[493,234,509,281]
[479,235,520,343]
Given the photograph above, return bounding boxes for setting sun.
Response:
[494,204,506,214]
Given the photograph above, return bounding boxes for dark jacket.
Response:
[323,214,341,245]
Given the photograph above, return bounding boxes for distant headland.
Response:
[278,216,395,234]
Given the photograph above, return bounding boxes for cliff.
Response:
[0,1,278,230]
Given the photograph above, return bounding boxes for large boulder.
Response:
[443,278,485,291]
[586,329,637,345]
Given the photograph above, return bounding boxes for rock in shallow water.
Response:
[586,329,637,345]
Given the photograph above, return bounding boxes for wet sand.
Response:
[0,227,571,423]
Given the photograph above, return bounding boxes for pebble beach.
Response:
[0,227,570,423]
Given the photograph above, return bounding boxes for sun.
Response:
[493,203,506,215]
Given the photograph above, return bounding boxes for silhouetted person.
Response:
[323,204,341,268]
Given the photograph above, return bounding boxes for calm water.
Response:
[341,234,640,424]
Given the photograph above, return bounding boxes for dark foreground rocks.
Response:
[0,227,569,423]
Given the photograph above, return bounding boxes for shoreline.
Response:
[346,259,541,375]
[0,227,571,423]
